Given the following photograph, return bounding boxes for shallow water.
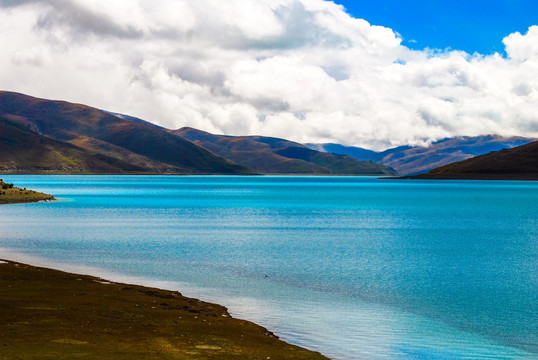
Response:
[0,175,536,359]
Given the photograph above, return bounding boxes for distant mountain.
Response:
[306,143,379,161]
[410,140,538,180]
[0,91,252,175]
[174,128,395,175]
[308,136,534,175]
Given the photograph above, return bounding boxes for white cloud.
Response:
[503,25,538,62]
[0,0,537,150]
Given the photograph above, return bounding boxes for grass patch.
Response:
[0,260,328,359]
[0,179,55,204]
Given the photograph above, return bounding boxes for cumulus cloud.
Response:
[0,0,537,150]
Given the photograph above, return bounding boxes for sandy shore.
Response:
[0,260,329,359]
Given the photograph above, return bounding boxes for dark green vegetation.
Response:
[0,260,328,360]
[0,178,54,204]
[174,127,395,175]
[308,135,534,175]
[0,91,252,175]
[410,140,538,180]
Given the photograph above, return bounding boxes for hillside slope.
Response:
[410,140,538,180]
[0,91,252,175]
[174,128,395,175]
[0,116,146,174]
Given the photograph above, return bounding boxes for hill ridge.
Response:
[409,140,538,180]
[0,91,253,175]
[174,127,395,175]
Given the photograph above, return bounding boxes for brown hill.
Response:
[410,140,538,180]
[0,91,252,175]
[0,116,146,173]
[173,127,395,175]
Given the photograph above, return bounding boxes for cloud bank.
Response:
[0,0,537,149]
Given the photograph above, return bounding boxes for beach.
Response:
[0,259,328,359]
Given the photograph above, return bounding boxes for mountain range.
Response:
[174,128,394,175]
[0,91,392,175]
[307,135,534,176]
[2,90,537,179]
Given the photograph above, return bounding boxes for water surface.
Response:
[0,176,536,359]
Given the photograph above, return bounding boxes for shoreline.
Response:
[0,258,329,359]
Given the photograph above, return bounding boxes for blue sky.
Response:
[335,0,538,54]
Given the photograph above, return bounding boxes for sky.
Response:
[0,0,537,150]
[334,0,538,54]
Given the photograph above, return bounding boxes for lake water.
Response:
[0,175,536,359]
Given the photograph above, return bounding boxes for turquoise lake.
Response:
[0,175,536,359]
